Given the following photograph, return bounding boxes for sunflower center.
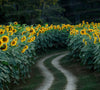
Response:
[13,30,15,32]
[30,30,33,32]
[0,45,6,49]
[12,41,15,44]
[82,31,84,33]
[3,37,7,42]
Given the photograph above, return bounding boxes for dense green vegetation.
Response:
[1,0,100,24]
[60,56,100,90]
[0,0,71,24]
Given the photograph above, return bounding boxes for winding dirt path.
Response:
[36,52,64,90]
[52,53,77,90]
[36,51,77,90]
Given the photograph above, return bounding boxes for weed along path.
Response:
[36,51,77,90]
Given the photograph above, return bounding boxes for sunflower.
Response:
[88,29,93,33]
[0,44,8,51]
[86,22,89,25]
[59,28,61,31]
[75,30,79,34]
[0,39,3,47]
[0,30,5,35]
[1,36,9,43]
[39,30,42,33]
[26,27,30,31]
[89,35,92,40]
[8,31,13,36]
[21,49,26,53]
[28,33,32,37]
[14,37,18,41]
[35,28,38,31]
[82,20,85,24]
[93,33,97,37]
[22,31,27,35]
[27,38,32,43]
[9,26,14,31]
[85,41,87,46]
[82,39,85,43]
[14,21,18,25]
[5,26,9,32]
[28,36,36,42]
[21,36,26,42]
[32,36,35,41]
[80,30,86,35]
[29,28,36,35]
[24,45,28,50]
[12,29,17,33]
[70,31,73,35]
[11,40,17,46]
[37,32,39,36]
[94,37,97,44]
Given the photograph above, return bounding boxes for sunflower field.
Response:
[1,21,100,89]
[68,21,100,70]
[0,22,69,89]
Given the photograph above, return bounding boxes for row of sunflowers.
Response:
[68,21,100,71]
[0,22,69,89]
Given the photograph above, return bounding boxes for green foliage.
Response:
[0,0,71,24]
[68,35,84,59]
[35,29,69,54]
[68,34,96,70]
[0,43,35,89]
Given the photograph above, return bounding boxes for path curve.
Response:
[52,53,77,90]
[36,52,66,90]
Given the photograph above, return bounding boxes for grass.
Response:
[60,55,100,90]
[12,48,67,90]
[12,64,44,90]
[44,54,67,90]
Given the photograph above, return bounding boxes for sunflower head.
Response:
[21,49,26,53]
[11,40,17,46]
[37,32,39,36]
[88,29,93,33]
[8,31,13,36]
[27,38,32,43]
[0,39,3,47]
[85,41,87,46]
[80,30,86,35]
[14,37,18,41]
[0,30,5,35]
[82,38,85,43]
[14,21,18,25]
[12,29,17,33]
[75,30,79,34]
[24,45,28,50]
[0,44,8,51]
[21,36,26,42]
[29,28,36,35]
[70,31,74,35]
[1,36,9,43]
[22,31,27,35]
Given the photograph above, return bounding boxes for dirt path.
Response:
[36,51,77,90]
[52,53,77,90]
[36,52,64,90]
